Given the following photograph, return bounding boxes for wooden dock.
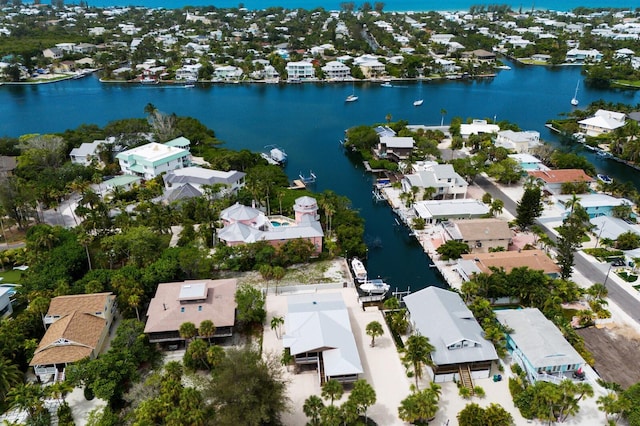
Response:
[288,179,306,190]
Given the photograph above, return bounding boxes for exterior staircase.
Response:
[459,366,474,395]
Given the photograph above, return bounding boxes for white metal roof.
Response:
[283,293,363,377]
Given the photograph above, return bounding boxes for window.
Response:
[180,307,185,313]
[198,306,202,311]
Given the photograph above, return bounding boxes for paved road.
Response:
[475,174,640,325]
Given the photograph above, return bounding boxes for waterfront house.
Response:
[164,166,246,197]
[175,63,202,81]
[358,60,386,78]
[495,308,586,384]
[495,130,541,153]
[144,279,237,348]
[217,196,324,255]
[456,249,560,282]
[578,109,626,136]
[285,61,315,80]
[116,138,191,180]
[69,140,106,166]
[103,175,141,193]
[402,161,468,200]
[213,65,243,81]
[0,286,13,318]
[555,193,635,218]
[30,293,117,383]
[321,60,351,80]
[460,120,500,138]
[375,136,414,161]
[565,48,603,63]
[461,49,496,62]
[527,169,594,195]
[404,286,498,383]
[444,218,512,253]
[413,199,490,224]
[283,292,363,384]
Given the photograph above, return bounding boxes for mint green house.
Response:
[116,138,191,180]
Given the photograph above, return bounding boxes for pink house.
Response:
[217,196,324,254]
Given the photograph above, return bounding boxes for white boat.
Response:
[597,174,613,184]
[261,146,287,165]
[413,81,423,106]
[346,82,358,102]
[359,279,390,294]
[571,81,579,106]
[380,82,393,88]
[183,84,195,88]
[140,76,159,85]
[351,258,367,283]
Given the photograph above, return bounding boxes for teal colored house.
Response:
[495,308,585,384]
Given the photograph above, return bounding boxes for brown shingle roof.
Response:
[29,311,106,366]
[527,169,594,184]
[452,218,512,241]
[144,279,237,335]
[461,249,560,275]
[47,292,114,316]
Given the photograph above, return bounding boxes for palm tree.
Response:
[206,345,226,369]
[199,320,216,343]
[321,379,344,406]
[8,382,46,420]
[490,199,505,217]
[179,322,197,345]
[365,321,384,347]
[402,334,435,390]
[0,357,23,401]
[270,316,284,339]
[440,108,447,126]
[77,228,93,270]
[349,379,376,422]
[303,395,324,426]
[398,383,441,424]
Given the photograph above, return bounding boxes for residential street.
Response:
[475,174,640,326]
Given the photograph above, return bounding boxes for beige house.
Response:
[144,279,237,347]
[444,218,512,253]
[30,293,117,383]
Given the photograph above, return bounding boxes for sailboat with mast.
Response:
[413,82,424,106]
[345,81,358,102]
[571,81,579,106]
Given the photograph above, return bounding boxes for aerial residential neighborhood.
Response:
[2,1,640,426]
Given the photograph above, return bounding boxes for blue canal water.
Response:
[2,60,640,291]
[81,0,637,12]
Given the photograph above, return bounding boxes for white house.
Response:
[413,199,490,224]
[460,120,500,138]
[495,130,541,153]
[116,138,191,180]
[402,161,468,200]
[508,153,548,171]
[321,61,351,80]
[163,166,246,196]
[69,140,106,166]
[175,63,201,81]
[286,61,315,80]
[283,292,363,384]
[578,109,626,136]
[213,65,243,81]
[565,48,603,63]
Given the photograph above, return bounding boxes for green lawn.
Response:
[0,269,24,284]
